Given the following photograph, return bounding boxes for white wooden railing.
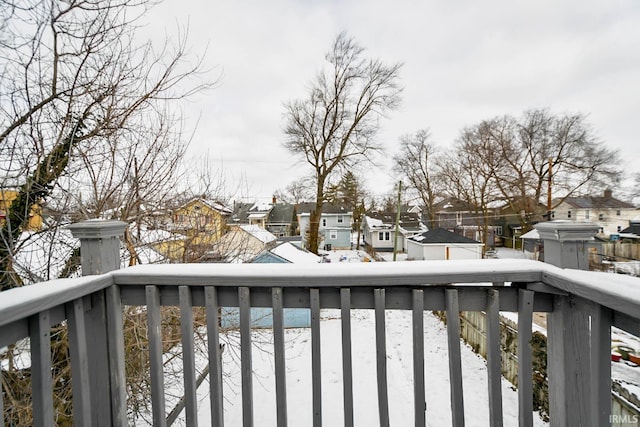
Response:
[0,220,639,427]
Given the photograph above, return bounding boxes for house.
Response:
[220,241,321,329]
[0,188,43,231]
[492,198,546,249]
[252,241,321,264]
[297,202,353,250]
[230,199,298,237]
[406,228,483,260]
[431,197,498,247]
[171,197,231,239]
[155,198,232,262]
[361,211,424,252]
[551,189,636,236]
[213,224,277,263]
[265,202,297,237]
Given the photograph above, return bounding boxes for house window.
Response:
[585,210,590,219]
[322,218,327,227]
[329,230,338,240]
[598,213,604,221]
[337,215,343,223]
[378,231,390,241]
[616,210,621,216]
[617,226,622,232]
[567,210,572,219]
[494,226,503,236]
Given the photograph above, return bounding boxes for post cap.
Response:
[534,220,599,242]
[68,219,128,239]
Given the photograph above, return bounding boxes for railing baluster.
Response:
[205,286,224,427]
[105,285,127,426]
[590,303,612,427]
[310,288,322,427]
[146,285,167,427]
[340,288,354,427]
[179,286,198,426]
[0,364,4,425]
[66,298,92,426]
[412,289,425,427]
[374,289,390,427]
[29,310,53,426]
[517,289,534,427]
[272,287,288,427]
[445,289,465,427]
[486,289,503,427]
[239,286,254,427]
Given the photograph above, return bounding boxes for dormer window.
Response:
[337,215,343,223]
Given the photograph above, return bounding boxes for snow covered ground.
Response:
[186,310,547,427]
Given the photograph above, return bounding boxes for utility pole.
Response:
[393,181,402,261]
[547,157,553,220]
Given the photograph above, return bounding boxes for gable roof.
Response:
[268,203,295,224]
[408,228,481,244]
[364,212,423,232]
[432,198,480,213]
[296,202,351,215]
[178,197,232,215]
[555,191,634,210]
[239,225,277,243]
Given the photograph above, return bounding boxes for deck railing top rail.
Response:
[3,258,640,328]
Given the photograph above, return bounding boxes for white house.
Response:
[362,212,424,252]
[551,190,636,236]
[406,228,483,260]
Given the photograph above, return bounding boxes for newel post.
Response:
[535,221,611,427]
[69,220,128,427]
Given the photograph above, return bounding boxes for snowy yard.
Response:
[185,310,547,426]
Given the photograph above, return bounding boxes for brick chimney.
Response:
[604,189,612,199]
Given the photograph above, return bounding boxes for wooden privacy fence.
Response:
[456,310,640,424]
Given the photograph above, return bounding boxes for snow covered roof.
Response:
[270,242,321,264]
[519,229,540,240]
[239,225,277,243]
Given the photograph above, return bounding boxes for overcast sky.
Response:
[145,0,640,202]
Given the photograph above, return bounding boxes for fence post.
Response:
[69,220,128,426]
[535,221,610,427]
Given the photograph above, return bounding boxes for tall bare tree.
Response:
[283,32,402,253]
[393,129,444,229]
[0,0,212,290]
[440,125,502,247]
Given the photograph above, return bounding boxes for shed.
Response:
[406,228,483,260]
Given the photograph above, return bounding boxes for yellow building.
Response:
[0,189,43,231]
[154,198,231,262]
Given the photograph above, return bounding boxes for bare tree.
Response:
[440,125,502,248]
[0,0,213,290]
[283,32,402,253]
[0,1,214,424]
[468,110,621,224]
[274,176,316,204]
[392,129,444,229]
